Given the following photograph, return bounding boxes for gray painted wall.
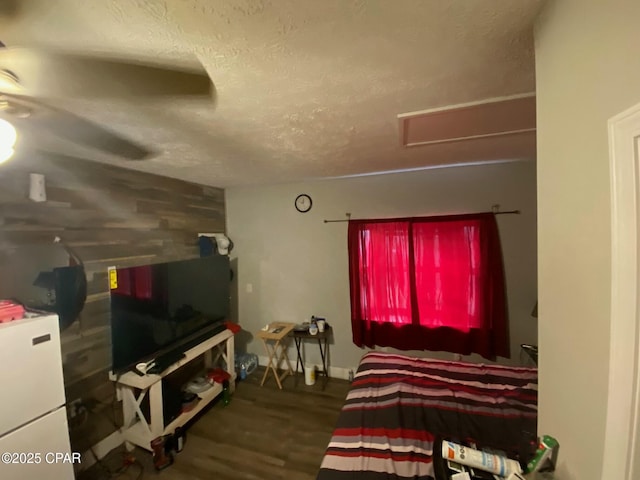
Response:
[535,1,640,477]
[226,160,537,373]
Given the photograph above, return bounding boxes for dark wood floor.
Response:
[79,368,351,480]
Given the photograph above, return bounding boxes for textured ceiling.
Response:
[0,0,542,187]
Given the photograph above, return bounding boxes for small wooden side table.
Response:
[289,325,332,390]
[256,322,295,389]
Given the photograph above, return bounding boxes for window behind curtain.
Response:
[348,213,509,360]
[413,220,483,332]
[357,222,411,325]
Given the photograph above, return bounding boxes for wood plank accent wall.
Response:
[0,154,226,451]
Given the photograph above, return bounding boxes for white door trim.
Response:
[603,102,640,480]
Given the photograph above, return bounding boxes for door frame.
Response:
[603,102,640,480]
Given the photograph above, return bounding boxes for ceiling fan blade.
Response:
[0,47,213,99]
[2,97,154,160]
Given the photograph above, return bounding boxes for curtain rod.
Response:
[323,206,520,223]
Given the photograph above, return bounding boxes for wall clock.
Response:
[294,194,312,213]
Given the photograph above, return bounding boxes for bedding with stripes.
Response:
[317,352,538,480]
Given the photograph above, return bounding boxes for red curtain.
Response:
[348,213,509,360]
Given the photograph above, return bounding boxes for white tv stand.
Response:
[109,328,235,451]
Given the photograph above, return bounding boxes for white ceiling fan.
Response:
[0,41,214,163]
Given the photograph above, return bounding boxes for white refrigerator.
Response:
[0,313,75,479]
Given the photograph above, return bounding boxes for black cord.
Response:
[133,459,144,480]
[79,372,124,431]
[88,445,125,478]
[83,373,144,479]
[88,446,145,480]
[79,394,120,431]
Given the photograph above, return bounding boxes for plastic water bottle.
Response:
[240,363,247,380]
[222,380,230,406]
[174,427,185,453]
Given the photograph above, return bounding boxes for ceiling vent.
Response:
[398,93,536,148]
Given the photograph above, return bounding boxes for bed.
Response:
[317,352,538,480]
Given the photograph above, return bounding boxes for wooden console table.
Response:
[109,328,235,451]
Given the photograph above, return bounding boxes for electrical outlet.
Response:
[67,397,90,429]
[67,398,82,418]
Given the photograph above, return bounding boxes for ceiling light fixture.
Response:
[0,117,17,163]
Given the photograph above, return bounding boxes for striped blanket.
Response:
[317,352,538,480]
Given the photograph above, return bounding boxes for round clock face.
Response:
[295,194,312,213]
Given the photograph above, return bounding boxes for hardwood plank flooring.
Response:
[78,369,350,480]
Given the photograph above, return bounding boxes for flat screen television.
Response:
[110,255,230,374]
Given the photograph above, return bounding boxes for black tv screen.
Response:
[110,256,230,373]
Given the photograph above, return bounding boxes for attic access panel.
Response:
[398,94,536,147]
